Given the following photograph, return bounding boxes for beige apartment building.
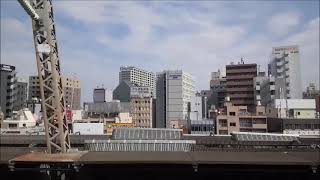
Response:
[28,76,81,110]
[130,97,153,128]
[216,101,267,135]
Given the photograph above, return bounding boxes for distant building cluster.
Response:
[1,45,319,136]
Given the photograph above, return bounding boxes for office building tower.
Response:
[113,80,154,128]
[253,72,269,105]
[62,77,81,109]
[190,93,203,121]
[28,76,81,110]
[93,88,106,103]
[13,78,28,111]
[130,97,153,128]
[226,62,257,109]
[156,70,195,128]
[113,81,151,102]
[0,64,17,118]
[268,45,302,99]
[210,70,227,109]
[119,66,156,97]
[93,88,114,103]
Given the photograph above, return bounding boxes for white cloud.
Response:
[267,12,300,36]
[55,1,110,24]
[1,1,318,99]
[0,17,35,79]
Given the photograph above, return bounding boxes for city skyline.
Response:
[1,1,319,102]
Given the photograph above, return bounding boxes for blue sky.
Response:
[1,0,319,103]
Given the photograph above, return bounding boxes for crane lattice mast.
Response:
[17,0,70,153]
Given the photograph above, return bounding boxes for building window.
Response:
[240,119,252,127]
[9,124,17,128]
[230,122,236,126]
[229,112,236,116]
[219,130,228,135]
[297,112,300,115]
[219,119,227,127]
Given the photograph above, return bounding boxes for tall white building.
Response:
[156,70,195,128]
[190,93,203,121]
[268,45,302,99]
[119,66,156,97]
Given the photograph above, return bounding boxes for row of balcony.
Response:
[227,81,253,86]
[226,68,257,74]
[226,75,255,80]
[228,94,254,98]
[227,87,254,92]
[217,123,267,129]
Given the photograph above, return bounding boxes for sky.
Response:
[1,0,319,103]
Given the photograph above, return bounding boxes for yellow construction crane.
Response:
[17,0,70,153]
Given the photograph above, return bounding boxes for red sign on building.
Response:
[66,110,73,122]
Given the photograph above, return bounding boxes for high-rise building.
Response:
[226,63,257,109]
[13,78,28,111]
[210,70,227,109]
[28,76,39,101]
[0,64,17,118]
[93,88,114,103]
[156,70,195,128]
[268,45,302,99]
[93,88,106,103]
[253,72,268,105]
[113,80,154,128]
[130,97,153,128]
[119,66,156,97]
[28,76,81,110]
[259,76,286,106]
[113,81,151,102]
[62,77,81,110]
[190,93,203,121]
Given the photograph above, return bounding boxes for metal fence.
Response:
[84,140,195,152]
[112,128,182,140]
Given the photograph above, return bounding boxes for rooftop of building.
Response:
[272,45,299,51]
[0,64,15,72]
[226,63,257,68]
[274,99,316,109]
[120,66,154,74]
